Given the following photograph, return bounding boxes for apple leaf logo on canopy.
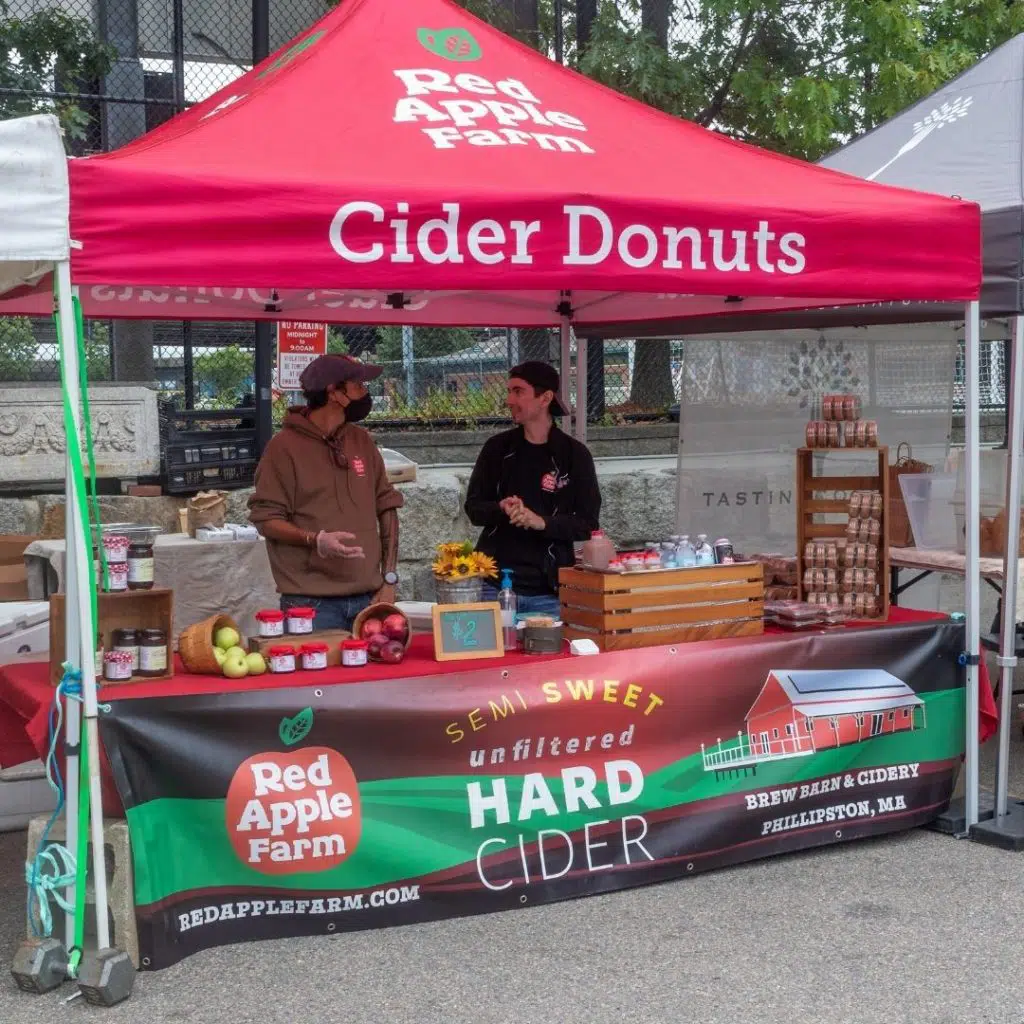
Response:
[418,27,482,62]
[279,707,314,747]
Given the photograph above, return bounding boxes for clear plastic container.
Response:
[581,530,616,570]
[898,472,957,550]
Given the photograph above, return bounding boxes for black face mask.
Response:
[344,393,373,423]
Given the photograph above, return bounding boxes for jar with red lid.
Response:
[268,645,297,673]
[255,609,285,638]
[300,642,329,671]
[105,562,129,592]
[284,606,316,635]
[103,649,134,682]
[341,639,369,667]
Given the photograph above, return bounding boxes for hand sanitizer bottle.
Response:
[499,569,518,650]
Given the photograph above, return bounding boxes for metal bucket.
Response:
[434,577,483,604]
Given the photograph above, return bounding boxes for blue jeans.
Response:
[280,592,372,633]
[481,585,561,620]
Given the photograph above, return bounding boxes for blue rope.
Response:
[25,668,80,938]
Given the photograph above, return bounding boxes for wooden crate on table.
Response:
[558,563,764,651]
[49,588,174,686]
[796,446,890,621]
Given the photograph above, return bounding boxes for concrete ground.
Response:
[0,720,1022,1024]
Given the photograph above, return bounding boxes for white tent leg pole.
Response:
[964,299,981,831]
[56,260,111,950]
[576,336,588,443]
[62,401,81,951]
[559,316,571,422]
[994,314,1024,818]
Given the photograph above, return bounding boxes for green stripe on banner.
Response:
[128,688,964,906]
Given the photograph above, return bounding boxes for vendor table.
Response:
[890,547,1024,622]
[24,534,278,637]
[0,610,996,970]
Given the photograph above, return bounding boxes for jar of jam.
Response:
[284,607,316,635]
[128,540,155,590]
[341,639,369,667]
[268,645,297,673]
[102,534,130,564]
[112,628,140,672]
[138,628,168,676]
[103,649,133,682]
[300,642,329,671]
[105,562,129,592]
[255,609,285,638]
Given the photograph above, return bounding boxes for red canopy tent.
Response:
[1,0,980,330]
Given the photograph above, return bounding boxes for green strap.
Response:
[53,285,99,976]
[73,298,107,601]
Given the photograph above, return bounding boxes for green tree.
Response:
[195,345,253,409]
[377,326,478,361]
[0,316,37,381]
[575,0,1024,161]
[0,0,115,142]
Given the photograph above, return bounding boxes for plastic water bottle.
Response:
[695,534,716,566]
[677,534,697,568]
[499,569,518,650]
[661,541,678,569]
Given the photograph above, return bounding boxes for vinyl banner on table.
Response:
[100,621,966,969]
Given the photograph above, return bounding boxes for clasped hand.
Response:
[500,496,544,531]
[316,530,364,559]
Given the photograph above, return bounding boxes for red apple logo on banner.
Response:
[225,708,361,876]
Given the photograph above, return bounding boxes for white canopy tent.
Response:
[0,114,111,958]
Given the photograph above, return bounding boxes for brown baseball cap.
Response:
[299,354,382,391]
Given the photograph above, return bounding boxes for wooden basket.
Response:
[178,613,241,674]
[351,603,412,650]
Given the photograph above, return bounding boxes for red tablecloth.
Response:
[0,609,997,780]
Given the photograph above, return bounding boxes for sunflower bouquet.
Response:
[432,541,497,582]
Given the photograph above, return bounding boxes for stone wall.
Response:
[1,459,680,600]
[375,422,677,464]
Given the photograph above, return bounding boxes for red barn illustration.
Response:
[702,669,926,775]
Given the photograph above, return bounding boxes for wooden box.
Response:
[0,533,40,602]
[796,446,890,620]
[248,628,351,667]
[49,588,174,686]
[559,563,764,651]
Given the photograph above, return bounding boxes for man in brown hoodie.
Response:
[248,354,403,632]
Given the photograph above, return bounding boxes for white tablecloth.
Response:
[25,534,279,639]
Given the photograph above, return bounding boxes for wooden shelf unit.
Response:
[796,446,890,621]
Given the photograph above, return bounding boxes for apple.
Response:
[360,618,383,641]
[383,613,408,640]
[225,646,248,660]
[366,633,388,660]
[379,639,405,664]
[213,647,227,667]
[245,652,267,676]
[222,651,249,679]
[214,626,241,651]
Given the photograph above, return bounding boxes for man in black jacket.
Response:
[465,361,601,617]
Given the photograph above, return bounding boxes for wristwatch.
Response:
[383,570,398,585]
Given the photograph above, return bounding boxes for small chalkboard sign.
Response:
[432,602,504,662]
